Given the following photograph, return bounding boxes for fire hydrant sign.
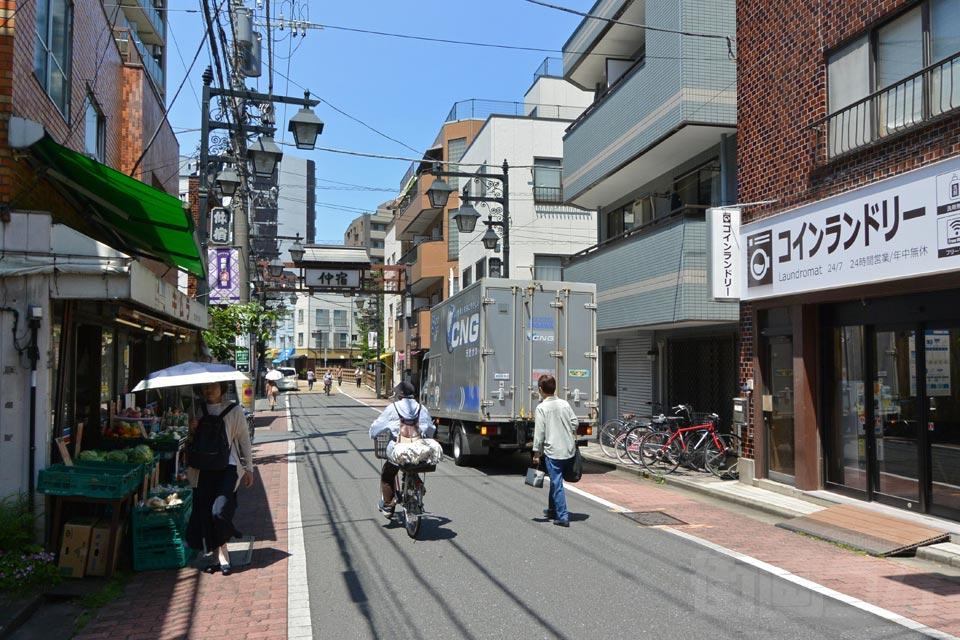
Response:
[236,347,250,373]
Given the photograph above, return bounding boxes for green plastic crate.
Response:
[133,540,193,571]
[77,459,146,483]
[133,490,193,538]
[37,464,140,499]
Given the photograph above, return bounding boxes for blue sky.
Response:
[165,1,588,242]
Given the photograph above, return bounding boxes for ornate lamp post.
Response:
[426,159,511,278]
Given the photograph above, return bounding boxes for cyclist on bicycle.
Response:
[323,371,333,395]
[369,381,436,516]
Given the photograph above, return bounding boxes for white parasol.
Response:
[265,369,283,381]
[132,361,248,391]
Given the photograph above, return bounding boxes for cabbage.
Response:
[105,450,129,463]
[78,450,101,461]
[129,445,154,462]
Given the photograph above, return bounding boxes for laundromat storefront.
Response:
[743,155,960,522]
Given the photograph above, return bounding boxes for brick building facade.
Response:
[737,0,960,521]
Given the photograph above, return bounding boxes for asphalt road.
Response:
[278,391,933,640]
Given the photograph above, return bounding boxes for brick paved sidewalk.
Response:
[74,409,292,640]
[577,470,960,636]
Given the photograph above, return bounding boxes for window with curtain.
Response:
[297,310,304,324]
[34,0,73,120]
[297,332,304,347]
[533,158,563,203]
[316,309,329,326]
[534,255,563,281]
[826,0,960,156]
[334,310,347,326]
[335,333,348,349]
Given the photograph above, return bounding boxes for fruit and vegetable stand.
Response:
[38,444,193,577]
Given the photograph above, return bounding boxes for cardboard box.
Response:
[59,518,98,578]
[86,521,124,577]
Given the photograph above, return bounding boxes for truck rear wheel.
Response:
[453,428,470,467]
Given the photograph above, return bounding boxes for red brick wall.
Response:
[736,0,960,469]
[1,4,179,282]
[737,0,960,225]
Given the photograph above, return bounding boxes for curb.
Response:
[581,448,815,520]
[0,594,42,640]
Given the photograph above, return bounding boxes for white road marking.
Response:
[287,401,313,639]
[564,483,960,640]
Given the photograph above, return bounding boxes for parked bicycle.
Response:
[635,409,741,479]
[618,404,693,465]
[597,413,641,459]
[374,433,435,539]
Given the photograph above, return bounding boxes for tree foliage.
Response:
[202,302,285,362]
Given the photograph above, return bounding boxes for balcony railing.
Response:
[808,50,960,165]
[533,185,564,204]
[444,99,584,122]
[113,25,164,93]
[564,205,708,263]
[534,57,563,81]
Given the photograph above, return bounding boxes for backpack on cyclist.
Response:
[187,402,236,471]
[395,402,422,442]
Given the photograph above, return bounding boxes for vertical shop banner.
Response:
[707,207,742,300]
[741,156,960,300]
[208,247,240,305]
[209,207,233,245]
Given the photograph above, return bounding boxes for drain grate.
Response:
[621,511,686,526]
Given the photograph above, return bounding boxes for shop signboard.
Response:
[209,207,233,245]
[741,155,960,300]
[707,207,741,300]
[304,269,362,290]
[236,347,250,373]
[209,247,241,305]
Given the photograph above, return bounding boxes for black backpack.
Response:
[187,402,236,471]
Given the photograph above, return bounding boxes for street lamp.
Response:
[287,94,325,150]
[248,135,283,178]
[428,159,511,277]
[288,233,305,263]
[267,257,284,277]
[214,165,240,197]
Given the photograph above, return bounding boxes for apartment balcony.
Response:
[395,173,444,241]
[407,308,432,351]
[113,25,164,94]
[563,0,645,92]
[402,239,451,297]
[119,0,165,45]
[564,207,738,333]
[808,50,960,166]
[562,0,736,210]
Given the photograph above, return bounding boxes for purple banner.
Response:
[208,247,240,305]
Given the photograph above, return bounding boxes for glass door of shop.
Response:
[765,335,796,482]
[872,328,921,508]
[925,326,960,520]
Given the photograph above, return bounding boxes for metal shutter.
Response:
[617,334,653,417]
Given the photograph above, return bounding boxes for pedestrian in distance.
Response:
[355,366,363,388]
[532,374,578,528]
[185,381,255,575]
[266,380,277,411]
[307,369,315,391]
[335,366,343,386]
[323,370,334,396]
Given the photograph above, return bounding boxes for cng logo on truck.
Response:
[526,316,555,343]
[446,306,480,352]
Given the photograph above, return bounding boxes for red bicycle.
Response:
[636,411,740,479]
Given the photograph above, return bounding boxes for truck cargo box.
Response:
[422,278,597,426]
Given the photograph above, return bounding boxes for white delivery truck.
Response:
[420,278,598,465]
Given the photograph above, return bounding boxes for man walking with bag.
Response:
[532,374,578,528]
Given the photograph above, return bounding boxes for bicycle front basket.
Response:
[690,412,718,428]
[374,433,390,459]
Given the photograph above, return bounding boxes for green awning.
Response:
[29,135,204,276]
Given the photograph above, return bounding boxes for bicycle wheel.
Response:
[704,433,741,480]
[598,419,625,458]
[623,425,650,465]
[404,477,422,538]
[638,431,682,477]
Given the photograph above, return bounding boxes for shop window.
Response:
[34,0,73,120]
